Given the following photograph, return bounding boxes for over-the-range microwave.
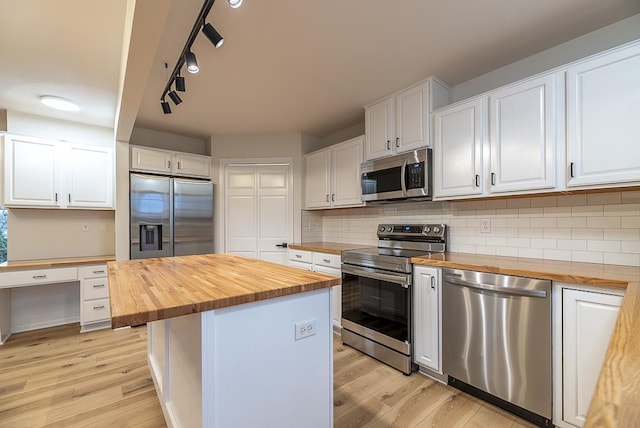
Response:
[360,148,432,203]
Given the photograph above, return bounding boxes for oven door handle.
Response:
[443,275,547,298]
[342,264,410,287]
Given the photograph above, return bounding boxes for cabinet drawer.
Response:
[313,252,341,269]
[83,277,109,300]
[82,298,110,324]
[81,265,108,279]
[288,249,312,263]
[0,267,78,288]
[289,260,313,271]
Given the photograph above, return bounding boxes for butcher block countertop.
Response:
[107,254,340,329]
[0,255,115,271]
[288,242,369,255]
[411,252,640,427]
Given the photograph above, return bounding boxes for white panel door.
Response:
[413,266,441,373]
[489,73,559,194]
[365,97,395,160]
[562,288,622,427]
[396,81,429,152]
[433,98,485,199]
[225,164,292,265]
[66,145,113,209]
[4,135,60,207]
[566,43,640,187]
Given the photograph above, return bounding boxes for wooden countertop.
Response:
[411,252,640,427]
[0,255,115,271]
[288,242,369,255]
[107,254,341,329]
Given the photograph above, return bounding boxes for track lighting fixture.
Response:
[203,23,224,48]
[175,72,186,92]
[185,51,199,74]
[168,90,182,105]
[227,0,243,8]
[161,99,171,114]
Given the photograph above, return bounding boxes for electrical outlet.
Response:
[294,319,316,341]
[481,219,491,234]
[81,224,90,232]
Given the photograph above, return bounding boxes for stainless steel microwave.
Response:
[361,148,432,203]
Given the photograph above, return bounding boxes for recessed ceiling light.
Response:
[227,0,243,8]
[40,95,80,112]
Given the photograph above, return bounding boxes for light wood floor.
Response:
[0,324,534,427]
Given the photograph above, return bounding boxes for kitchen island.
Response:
[107,254,340,428]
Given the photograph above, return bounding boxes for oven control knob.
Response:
[379,226,386,233]
[385,226,392,232]
[423,227,431,233]
[433,226,440,234]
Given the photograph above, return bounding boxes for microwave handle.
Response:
[400,160,408,195]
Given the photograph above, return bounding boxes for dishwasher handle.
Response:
[443,274,547,298]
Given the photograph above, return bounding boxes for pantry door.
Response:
[224,163,292,265]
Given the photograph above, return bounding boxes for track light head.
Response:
[161,100,171,114]
[203,23,224,48]
[168,90,182,105]
[175,75,186,92]
[185,51,199,73]
[227,0,243,8]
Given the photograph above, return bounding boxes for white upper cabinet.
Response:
[4,135,60,207]
[130,145,210,178]
[566,42,640,188]
[66,145,113,208]
[365,77,450,161]
[433,98,485,199]
[4,134,114,209]
[489,73,560,194]
[305,136,364,210]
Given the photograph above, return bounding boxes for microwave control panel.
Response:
[406,162,424,189]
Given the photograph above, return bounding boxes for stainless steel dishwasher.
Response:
[442,268,552,427]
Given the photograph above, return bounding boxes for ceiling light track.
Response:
[160,0,241,114]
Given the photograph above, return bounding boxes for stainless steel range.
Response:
[341,224,447,374]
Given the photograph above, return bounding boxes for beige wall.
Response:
[211,133,304,252]
[130,127,207,155]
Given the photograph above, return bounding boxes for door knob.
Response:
[275,243,288,248]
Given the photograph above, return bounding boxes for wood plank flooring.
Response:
[0,324,535,427]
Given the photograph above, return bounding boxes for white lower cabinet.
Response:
[553,283,623,428]
[413,266,441,373]
[80,265,111,332]
[288,249,342,331]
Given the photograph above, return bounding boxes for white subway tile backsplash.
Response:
[313,190,640,267]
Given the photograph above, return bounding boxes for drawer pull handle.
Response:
[295,254,302,259]
[323,259,330,263]
[93,305,105,310]
[93,270,105,274]
[33,275,47,279]
[92,284,105,288]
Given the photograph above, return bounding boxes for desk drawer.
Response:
[0,267,78,288]
[313,252,341,269]
[82,298,110,323]
[83,278,109,300]
[81,265,108,279]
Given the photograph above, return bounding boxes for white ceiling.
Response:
[1,1,640,140]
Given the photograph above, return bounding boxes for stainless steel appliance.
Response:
[341,224,446,374]
[360,148,432,203]
[442,269,552,427]
[130,173,213,259]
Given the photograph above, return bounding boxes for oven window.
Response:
[361,166,402,195]
[342,272,409,343]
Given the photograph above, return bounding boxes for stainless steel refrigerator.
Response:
[130,173,213,259]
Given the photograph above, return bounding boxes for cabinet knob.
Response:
[395,137,399,148]
[430,276,436,290]
[491,172,496,186]
[326,194,330,202]
[92,284,105,288]
[386,140,391,150]
[475,174,480,187]
[177,161,181,170]
[323,259,330,263]
[569,162,575,178]
[93,305,105,310]
[331,194,335,202]
[33,275,47,279]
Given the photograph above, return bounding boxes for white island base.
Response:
[147,288,334,428]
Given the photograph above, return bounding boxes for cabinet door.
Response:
[433,98,485,199]
[489,73,559,193]
[566,43,640,187]
[66,145,113,208]
[396,81,429,153]
[331,136,364,207]
[313,264,341,330]
[173,153,211,178]
[4,135,60,207]
[305,148,331,209]
[413,266,441,372]
[562,288,622,427]
[130,146,172,174]
[365,97,395,160]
